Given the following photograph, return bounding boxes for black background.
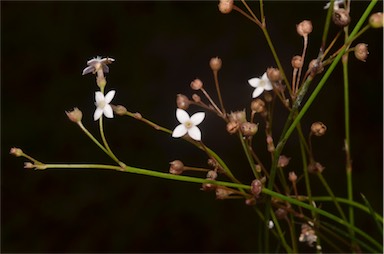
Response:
[1,1,383,252]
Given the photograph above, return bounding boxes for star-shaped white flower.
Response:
[94,90,115,121]
[248,72,273,98]
[82,56,115,75]
[172,109,205,141]
[323,0,344,10]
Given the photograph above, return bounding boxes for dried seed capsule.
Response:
[354,43,369,62]
[311,122,327,136]
[332,9,351,27]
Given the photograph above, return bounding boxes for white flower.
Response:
[268,220,274,229]
[172,109,205,141]
[248,72,273,98]
[323,0,344,10]
[94,90,115,121]
[82,56,115,75]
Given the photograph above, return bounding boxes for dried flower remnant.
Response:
[113,105,128,116]
[66,107,83,123]
[210,57,222,71]
[176,94,190,110]
[299,223,318,247]
[251,179,262,197]
[291,56,303,69]
[369,12,383,28]
[240,122,258,137]
[251,99,265,114]
[288,171,297,182]
[82,56,115,76]
[94,90,116,121]
[323,0,344,10]
[332,8,351,27]
[278,155,291,168]
[169,160,185,175]
[311,122,327,136]
[296,20,313,37]
[228,110,247,124]
[172,109,205,141]
[308,161,325,174]
[266,67,282,83]
[215,186,234,200]
[354,43,369,62]
[248,72,273,98]
[190,78,203,90]
[218,0,233,14]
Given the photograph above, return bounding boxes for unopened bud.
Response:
[278,155,291,168]
[296,20,313,37]
[291,55,303,69]
[218,0,233,14]
[369,12,383,28]
[192,94,201,103]
[114,105,127,115]
[210,57,222,71]
[176,94,190,110]
[251,179,262,197]
[216,186,233,199]
[24,162,35,169]
[190,79,203,90]
[226,121,239,134]
[266,67,282,82]
[354,43,369,62]
[133,112,142,120]
[169,160,184,175]
[10,147,23,157]
[65,107,83,123]
[288,171,297,182]
[332,9,351,27]
[206,170,218,180]
[308,161,325,173]
[311,122,327,136]
[240,122,258,136]
[266,135,275,152]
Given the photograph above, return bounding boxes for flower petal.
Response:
[82,66,95,75]
[104,90,116,104]
[87,58,101,65]
[248,78,261,88]
[95,91,104,104]
[188,126,202,141]
[252,87,264,98]
[102,64,110,73]
[172,124,187,138]
[190,112,205,126]
[94,108,103,121]
[264,81,273,91]
[103,105,114,118]
[176,108,190,124]
[261,72,269,81]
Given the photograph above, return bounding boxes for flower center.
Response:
[259,80,266,88]
[184,120,193,129]
[97,100,106,109]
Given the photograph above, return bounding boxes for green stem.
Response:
[238,132,259,178]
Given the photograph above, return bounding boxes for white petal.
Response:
[103,105,114,118]
[172,124,187,138]
[264,81,273,91]
[252,87,264,98]
[104,90,116,104]
[82,66,95,75]
[261,72,269,81]
[87,58,100,65]
[248,78,261,88]
[176,108,190,124]
[94,108,103,121]
[188,126,202,141]
[95,91,104,104]
[102,64,110,73]
[190,112,205,126]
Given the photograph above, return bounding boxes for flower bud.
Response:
[311,122,327,136]
[251,179,262,197]
[190,79,203,90]
[218,0,233,14]
[296,20,313,37]
[176,94,190,110]
[201,183,216,191]
[291,55,303,69]
[113,105,128,116]
[65,107,83,123]
[24,162,35,169]
[216,186,233,199]
[266,67,282,82]
[133,112,142,120]
[192,94,201,103]
[226,121,239,134]
[240,122,258,136]
[369,12,383,28]
[266,135,275,152]
[354,43,369,62]
[288,171,297,182]
[332,9,351,27]
[206,170,218,180]
[169,160,184,175]
[278,155,291,168]
[210,57,222,71]
[308,161,325,173]
[10,147,23,157]
[251,98,265,113]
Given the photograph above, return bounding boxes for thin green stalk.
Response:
[238,132,259,178]
[98,116,120,164]
[321,0,335,51]
[270,207,293,253]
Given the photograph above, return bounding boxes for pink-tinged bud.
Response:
[192,94,201,103]
[113,105,128,116]
[226,121,239,134]
[354,43,369,62]
[133,112,142,120]
[251,98,265,113]
[332,9,351,27]
[296,20,313,37]
[169,160,185,175]
[266,67,282,82]
[176,94,190,110]
[369,12,383,28]
[240,122,258,136]
[218,0,233,14]
[24,162,35,169]
[308,161,325,174]
[206,170,218,180]
[311,122,327,136]
[10,147,23,157]
[190,79,203,90]
[288,171,297,182]
[251,179,262,197]
[65,107,83,123]
[291,56,303,69]
[215,186,233,199]
[210,57,222,71]
[278,155,291,168]
[201,182,216,191]
[266,135,275,152]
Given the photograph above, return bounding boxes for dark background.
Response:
[1,1,382,252]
